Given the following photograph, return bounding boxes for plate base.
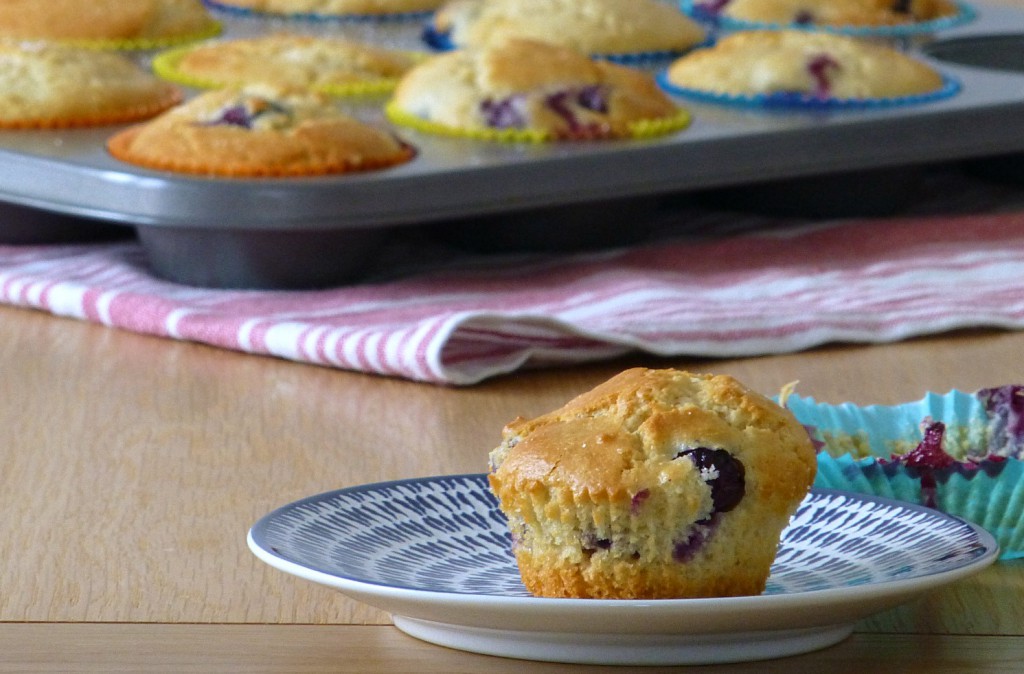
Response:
[392,615,855,666]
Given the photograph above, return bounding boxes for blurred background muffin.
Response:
[0,42,182,129]
[153,33,419,96]
[661,29,953,107]
[426,0,706,61]
[388,38,690,141]
[204,0,446,17]
[685,0,963,28]
[108,84,415,176]
[0,0,219,48]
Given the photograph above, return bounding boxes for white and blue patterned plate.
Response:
[248,474,997,666]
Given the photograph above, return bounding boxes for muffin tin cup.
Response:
[136,224,389,289]
[923,32,1024,184]
[0,203,130,245]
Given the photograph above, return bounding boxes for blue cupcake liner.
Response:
[785,387,1024,559]
[679,0,977,38]
[202,0,433,23]
[421,25,711,65]
[655,70,961,111]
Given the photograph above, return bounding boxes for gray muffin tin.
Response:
[3,1,1024,288]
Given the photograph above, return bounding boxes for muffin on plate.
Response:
[153,33,419,96]
[203,0,446,17]
[387,38,690,142]
[0,42,182,129]
[685,0,965,29]
[488,368,817,599]
[661,29,953,108]
[425,0,706,61]
[0,0,220,48]
[107,84,415,177]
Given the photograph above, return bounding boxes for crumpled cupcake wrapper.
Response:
[786,390,1023,560]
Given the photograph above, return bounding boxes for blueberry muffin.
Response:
[0,0,218,45]
[0,42,182,129]
[206,0,445,16]
[488,368,817,599]
[663,29,947,102]
[154,33,418,95]
[427,0,706,58]
[387,38,689,142]
[687,0,962,28]
[107,84,414,177]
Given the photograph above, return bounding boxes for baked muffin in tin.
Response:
[0,0,220,49]
[108,84,415,177]
[683,0,974,37]
[660,29,958,109]
[425,0,706,62]
[388,38,691,142]
[0,41,183,129]
[154,33,419,96]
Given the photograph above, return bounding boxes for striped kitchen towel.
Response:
[3,208,1024,385]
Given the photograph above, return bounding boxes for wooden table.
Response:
[2,301,1023,672]
[5,0,1024,665]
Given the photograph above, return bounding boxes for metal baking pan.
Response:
[2,1,1024,287]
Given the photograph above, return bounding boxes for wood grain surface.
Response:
[2,625,1024,674]
[4,2,1024,666]
[1,305,1022,636]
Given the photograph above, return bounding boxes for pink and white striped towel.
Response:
[3,207,1024,385]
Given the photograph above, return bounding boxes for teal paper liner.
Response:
[656,71,961,110]
[680,0,977,38]
[786,390,1022,559]
[201,0,433,22]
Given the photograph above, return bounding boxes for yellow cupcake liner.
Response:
[384,100,692,143]
[51,20,223,51]
[152,43,424,97]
